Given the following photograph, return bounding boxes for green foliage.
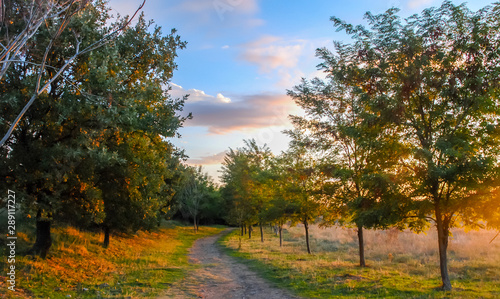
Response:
[174,165,223,229]
[0,0,188,251]
[221,139,274,229]
[285,0,500,289]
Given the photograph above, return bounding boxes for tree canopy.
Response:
[0,0,188,256]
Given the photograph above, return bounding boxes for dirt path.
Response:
[158,229,300,299]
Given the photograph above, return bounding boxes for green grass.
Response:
[0,220,224,298]
[219,225,500,298]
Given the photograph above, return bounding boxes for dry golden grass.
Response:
[1,221,223,298]
[222,224,500,298]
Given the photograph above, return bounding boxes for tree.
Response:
[316,1,500,289]
[242,139,274,243]
[221,140,274,241]
[175,165,215,232]
[0,0,146,147]
[221,148,256,236]
[260,156,299,247]
[276,149,324,254]
[288,73,408,265]
[0,1,187,255]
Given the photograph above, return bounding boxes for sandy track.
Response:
[158,229,299,299]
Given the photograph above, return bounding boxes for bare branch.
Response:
[0,0,147,148]
[491,231,500,244]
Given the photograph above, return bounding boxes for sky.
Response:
[108,0,495,182]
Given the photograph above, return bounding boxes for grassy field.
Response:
[0,220,224,298]
[220,224,500,298]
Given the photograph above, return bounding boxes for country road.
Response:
[158,229,300,299]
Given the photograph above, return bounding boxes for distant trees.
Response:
[0,0,188,256]
[175,165,222,232]
[221,139,274,242]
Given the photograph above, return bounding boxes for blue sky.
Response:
[109,0,495,182]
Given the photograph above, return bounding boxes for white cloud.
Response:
[216,93,231,103]
[170,83,231,103]
[222,45,230,49]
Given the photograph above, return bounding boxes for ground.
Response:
[159,229,299,299]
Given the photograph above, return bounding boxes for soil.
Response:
[158,229,300,299]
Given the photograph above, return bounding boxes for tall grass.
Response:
[221,224,500,298]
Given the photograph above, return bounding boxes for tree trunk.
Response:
[241,225,244,236]
[357,224,366,267]
[436,213,452,290]
[193,215,197,233]
[103,225,110,248]
[259,222,264,243]
[304,219,311,254]
[248,225,252,239]
[29,215,52,258]
[244,225,247,235]
[279,225,283,247]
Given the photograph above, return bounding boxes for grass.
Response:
[0,219,224,298]
[220,224,500,298]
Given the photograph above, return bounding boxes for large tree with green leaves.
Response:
[0,0,146,147]
[288,73,408,265]
[0,0,187,255]
[311,1,500,289]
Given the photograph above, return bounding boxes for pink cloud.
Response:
[239,36,306,73]
[187,151,228,165]
[170,84,298,135]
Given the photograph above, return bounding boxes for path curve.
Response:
[158,229,300,299]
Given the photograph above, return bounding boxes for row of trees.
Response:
[0,0,192,257]
[221,1,500,291]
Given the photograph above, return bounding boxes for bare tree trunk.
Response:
[259,222,264,243]
[436,211,452,290]
[248,225,252,239]
[279,225,283,247]
[304,219,311,254]
[103,225,110,248]
[28,210,52,258]
[241,225,244,236]
[193,215,197,233]
[357,224,366,267]
[244,225,247,235]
